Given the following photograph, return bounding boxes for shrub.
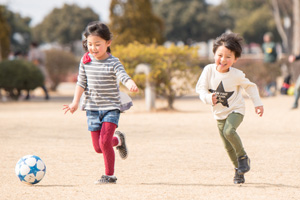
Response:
[44,49,79,91]
[235,58,281,96]
[0,59,44,100]
[113,42,201,109]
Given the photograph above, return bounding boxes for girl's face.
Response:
[214,45,237,73]
[87,35,111,60]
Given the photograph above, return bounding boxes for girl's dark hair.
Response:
[82,21,112,53]
[213,32,244,58]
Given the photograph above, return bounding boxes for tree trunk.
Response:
[271,0,289,52]
[0,41,2,62]
[167,95,174,110]
[293,0,300,55]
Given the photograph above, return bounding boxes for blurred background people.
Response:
[288,54,300,109]
[262,32,280,96]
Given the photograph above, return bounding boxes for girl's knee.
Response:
[93,146,102,153]
[100,139,112,150]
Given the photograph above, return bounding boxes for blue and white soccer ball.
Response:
[15,155,46,185]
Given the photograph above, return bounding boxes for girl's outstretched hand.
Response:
[63,103,78,114]
[255,106,264,117]
[125,79,139,92]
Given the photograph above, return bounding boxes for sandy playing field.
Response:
[1,84,300,200]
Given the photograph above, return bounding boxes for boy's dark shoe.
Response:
[94,175,117,184]
[237,155,250,175]
[115,131,128,159]
[234,168,245,184]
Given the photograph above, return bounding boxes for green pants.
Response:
[217,112,246,168]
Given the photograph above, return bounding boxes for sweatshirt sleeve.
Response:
[195,66,214,105]
[295,55,300,61]
[239,71,263,107]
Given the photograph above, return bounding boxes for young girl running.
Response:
[196,32,264,184]
[63,21,138,184]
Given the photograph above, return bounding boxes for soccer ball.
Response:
[15,155,46,185]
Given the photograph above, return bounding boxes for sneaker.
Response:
[115,131,128,159]
[237,155,250,175]
[234,168,245,184]
[94,175,117,184]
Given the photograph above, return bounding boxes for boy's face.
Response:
[264,35,271,42]
[87,35,111,60]
[214,45,237,73]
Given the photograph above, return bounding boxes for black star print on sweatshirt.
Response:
[209,81,234,107]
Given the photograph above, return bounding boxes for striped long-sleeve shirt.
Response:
[77,54,131,111]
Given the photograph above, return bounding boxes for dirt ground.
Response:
[1,84,300,200]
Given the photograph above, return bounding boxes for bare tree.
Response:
[271,0,289,51]
[293,0,300,55]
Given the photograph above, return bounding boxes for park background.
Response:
[1,0,300,199]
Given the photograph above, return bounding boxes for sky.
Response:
[0,0,221,27]
[0,0,112,26]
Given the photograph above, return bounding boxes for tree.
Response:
[0,6,11,60]
[153,0,234,44]
[270,0,290,52]
[44,49,79,91]
[268,0,300,55]
[109,0,164,45]
[224,0,298,52]
[32,4,99,46]
[292,0,300,54]
[113,42,201,109]
[3,8,32,54]
[202,5,234,40]
[224,0,278,44]
[0,59,44,100]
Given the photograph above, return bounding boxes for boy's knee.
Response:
[225,146,235,153]
[223,127,236,138]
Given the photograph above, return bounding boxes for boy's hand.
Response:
[255,106,264,117]
[125,79,139,92]
[212,93,218,105]
[288,55,296,63]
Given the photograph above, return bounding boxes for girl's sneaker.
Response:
[115,131,128,159]
[234,168,245,184]
[237,155,250,175]
[94,175,117,184]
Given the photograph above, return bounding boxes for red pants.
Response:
[90,122,119,176]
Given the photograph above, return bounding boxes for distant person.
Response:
[262,32,280,96]
[288,54,300,109]
[196,32,264,184]
[63,22,139,184]
[262,32,277,63]
[27,41,50,100]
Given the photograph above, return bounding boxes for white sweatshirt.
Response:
[196,64,263,120]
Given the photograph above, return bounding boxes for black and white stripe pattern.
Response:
[77,54,131,111]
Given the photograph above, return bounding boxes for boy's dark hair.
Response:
[82,21,112,53]
[213,32,244,58]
